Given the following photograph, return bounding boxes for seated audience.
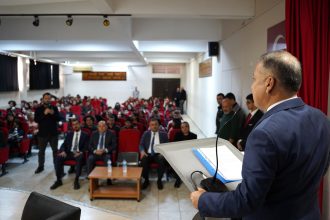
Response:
[8,120,24,149]
[237,94,263,151]
[87,121,117,175]
[50,119,89,190]
[173,121,197,141]
[139,118,168,190]
[83,115,97,135]
[107,115,120,137]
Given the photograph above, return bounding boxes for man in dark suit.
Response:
[50,119,89,190]
[34,93,61,174]
[139,118,168,190]
[225,92,246,132]
[191,51,330,219]
[237,94,263,151]
[87,120,117,175]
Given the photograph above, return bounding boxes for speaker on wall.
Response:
[208,41,219,57]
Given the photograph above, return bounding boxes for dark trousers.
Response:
[55,152,84,181]
[87,153,110,174]
[37,135,58,168]
[141,153,166,181]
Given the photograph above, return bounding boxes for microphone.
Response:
[200,109,239,192]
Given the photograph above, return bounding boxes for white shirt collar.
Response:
[267,95,298,112]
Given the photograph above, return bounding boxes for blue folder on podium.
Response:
[192,147,242,183]
[155,137,244,192]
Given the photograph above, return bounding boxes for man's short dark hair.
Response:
[225,92,236,101]
[84,115,95,122]
[42,92,51,98]
[149,117,160,124]
[71,118,79,124]
[259,51,302,92]
[217,93,224,98]
[246,93,253,102]
[8,100,16,106]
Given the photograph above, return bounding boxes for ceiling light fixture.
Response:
[65,15,73,26]
[32,15,39,27]
[103,15,110,27]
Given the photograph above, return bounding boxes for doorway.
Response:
[152,78,180,99]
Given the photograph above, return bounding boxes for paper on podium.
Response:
[193,146,242,183]
[155,137,244,192]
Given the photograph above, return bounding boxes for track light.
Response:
[32,16,39,27]
[65,15,73,26]
[103,16,110,27]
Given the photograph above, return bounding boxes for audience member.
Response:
[50,119,89,190]
[172,121,197,188]
[8,120,24,149]
[237,94,263,151]
[215,93,225,134]
[225,92,246,130]
[83,115,97,135]
[139,118,168,190]
[179,87,187,114]
[34,93,61,174]
[133,86,140,99]
[218,98,239,144]
[87,121,117,175]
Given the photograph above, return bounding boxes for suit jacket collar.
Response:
[256,98,305,127]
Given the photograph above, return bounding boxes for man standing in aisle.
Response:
[34,93,61,174]
[191,51,330,219]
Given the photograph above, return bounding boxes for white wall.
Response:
[183,0,285,137]
[0,57,64,108]
[63,65,183,106]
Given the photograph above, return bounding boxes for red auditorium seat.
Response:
[20,138,30,163]
[168,128,181,142]
[118,129,141,152]
[0,147,9,176]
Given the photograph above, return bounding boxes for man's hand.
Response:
[95,149,105,155]
[190,187,206,209]
[237,141,243,151]
[58,151,67,158]
[140,151,147,160]
[74,151,82,157]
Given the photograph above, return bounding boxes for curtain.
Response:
[29,61,60,90]
[0,54,18,92]
[285,0,329,214]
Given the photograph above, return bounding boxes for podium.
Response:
[155,137,244,192]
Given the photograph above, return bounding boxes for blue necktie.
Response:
[99,133,104,150]
[150,132,155,155]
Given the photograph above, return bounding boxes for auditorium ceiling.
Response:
[0,0,255,67]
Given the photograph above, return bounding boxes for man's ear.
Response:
[265,76,275,94]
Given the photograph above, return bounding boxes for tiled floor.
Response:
[0,115,204,220]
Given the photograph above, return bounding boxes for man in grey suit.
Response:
[139,118,168,190]
[87,121,117,175]
[191,51,330,219]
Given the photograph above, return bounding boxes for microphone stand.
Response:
[200,110,239,192]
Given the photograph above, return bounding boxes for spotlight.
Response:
[32,16,39,27]
[66,15,73,26]
[103,16,110,27]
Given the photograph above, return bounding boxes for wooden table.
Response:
[88,167,142,202]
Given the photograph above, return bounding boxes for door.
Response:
[152,78,180,99]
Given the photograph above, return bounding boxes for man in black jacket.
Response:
[34,93,61,174]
